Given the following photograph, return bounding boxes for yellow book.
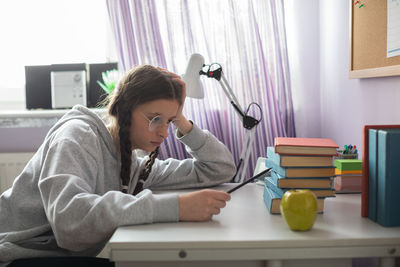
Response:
[335,169,362,175]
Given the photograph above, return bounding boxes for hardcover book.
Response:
[265,158,335,178]
[263,180,325,214]
[376,129,400,226]
[270,171,333,189]
[361,124,400,218]
[263,183,281,214]
[274,137,339,156]
[266,146,333,167]
[265,176,335,198]
[368,129,378,221]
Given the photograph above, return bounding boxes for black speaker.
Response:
[25,63,87,110]
[25,62,118,109]
[87,62,118,108]
[50,63,86,72]
[25,65,52,109]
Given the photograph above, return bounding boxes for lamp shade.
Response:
[182,53,205,99]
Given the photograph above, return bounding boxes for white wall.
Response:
[285,0,322,138]
[0,0,117,110]
[320,0,400,155]
[287,0,400,156]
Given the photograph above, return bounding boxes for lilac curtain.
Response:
[106,0,295,178]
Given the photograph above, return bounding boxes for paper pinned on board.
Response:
[387,0,400,58]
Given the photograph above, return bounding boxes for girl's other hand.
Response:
[178,189,231,221]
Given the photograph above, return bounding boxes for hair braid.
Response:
[133,147,159,195]
[117,107,132,193]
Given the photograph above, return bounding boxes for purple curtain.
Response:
[106,0,295,178]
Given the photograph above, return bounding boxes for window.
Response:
[0,0,117,110]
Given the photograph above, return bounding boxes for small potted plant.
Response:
[97,69,121,95]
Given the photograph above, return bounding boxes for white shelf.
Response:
[0,108,106,128]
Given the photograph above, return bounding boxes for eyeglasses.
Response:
[140,112,178,132]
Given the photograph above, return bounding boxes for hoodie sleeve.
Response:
[38,136,179,252]
[143,122,237,190]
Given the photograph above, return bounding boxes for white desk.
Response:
[106,184,400,267]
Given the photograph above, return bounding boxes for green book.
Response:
[334,159,362,171]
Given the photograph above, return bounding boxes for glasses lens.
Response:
[149,116,164,132]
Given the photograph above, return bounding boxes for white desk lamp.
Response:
[182,53,262,183]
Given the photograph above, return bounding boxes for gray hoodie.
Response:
[0,105,236,264]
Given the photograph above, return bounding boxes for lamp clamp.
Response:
[243,115,260,129]
[199,63,223,81]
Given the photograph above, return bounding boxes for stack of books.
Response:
[263,137,339,214]
[333,159,362,193]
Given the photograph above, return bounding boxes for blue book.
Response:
[270,170,333,189]
[263,181,282,214]
[368,129,378,222]
[263,177,325,213]
[265,158,335,178]
[376,129,400,227]
[266,146,333,167]
[265,176,335,198]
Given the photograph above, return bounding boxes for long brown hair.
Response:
[106,65,183,194]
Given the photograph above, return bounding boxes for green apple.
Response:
[280,189,318,231]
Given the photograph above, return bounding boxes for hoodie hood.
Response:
[45,105,118,159]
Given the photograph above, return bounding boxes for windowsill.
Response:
[0,108,107,128]
[0,109,78,118]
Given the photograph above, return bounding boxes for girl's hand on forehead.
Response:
[157,67,186,113]
[157,67,192,135]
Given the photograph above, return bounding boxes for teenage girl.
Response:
[0,65,236,266]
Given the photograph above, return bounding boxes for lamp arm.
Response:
[217,79,244,118]
[219,73,245,115]
[198,61,262,182]
[218,72,260,130]
[199,64,245,116]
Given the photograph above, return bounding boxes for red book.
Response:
[361,125,400,218]
[274,137,339,156]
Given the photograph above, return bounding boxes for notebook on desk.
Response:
[254,157,268,186]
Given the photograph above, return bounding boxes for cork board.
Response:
[350,0,400,78]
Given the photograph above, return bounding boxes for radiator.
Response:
[0,152,35,194]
